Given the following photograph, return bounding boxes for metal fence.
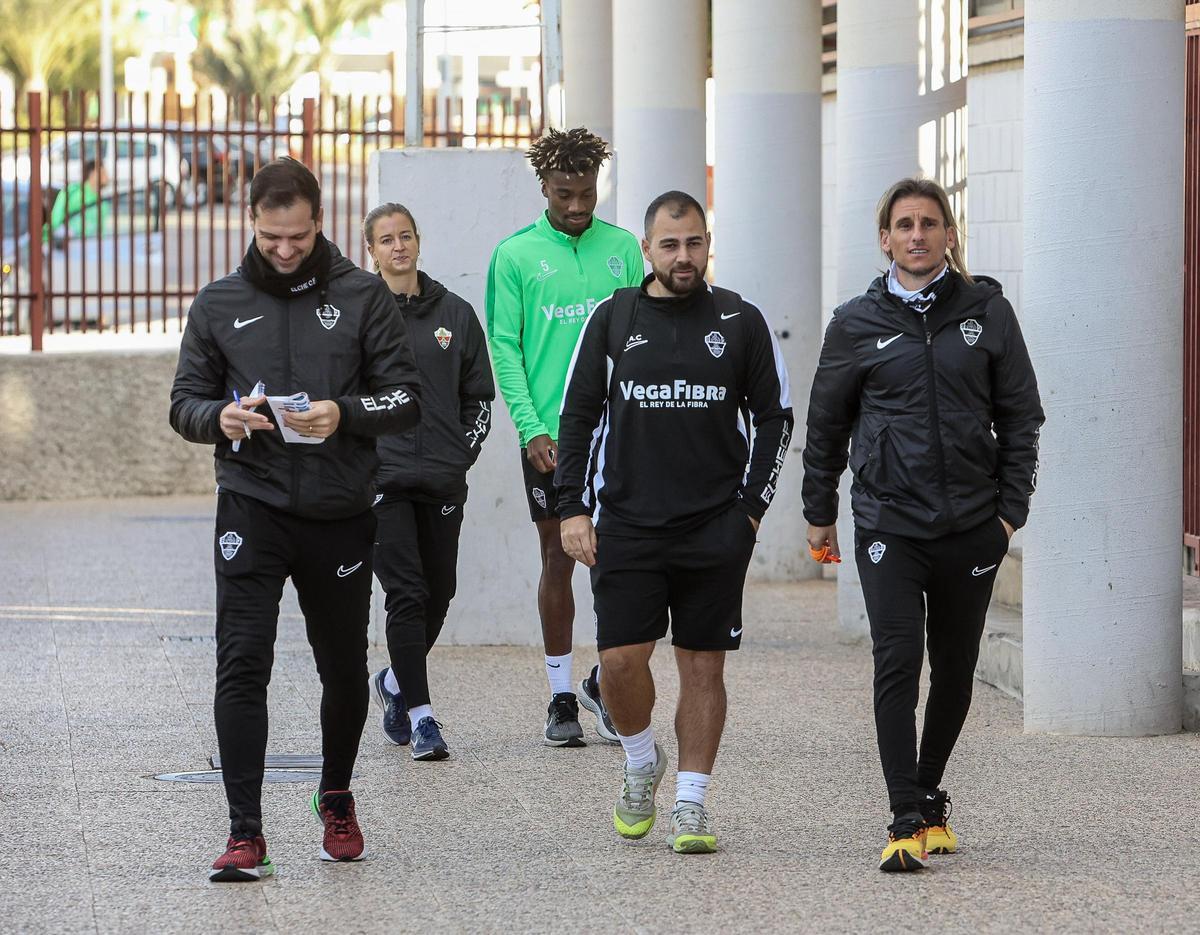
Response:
[1184,27,1200,574]
[0,90,541,349]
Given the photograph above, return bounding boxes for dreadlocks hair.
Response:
[526,127,612,181]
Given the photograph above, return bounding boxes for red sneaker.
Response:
[209,834,274,882]
[310,790,366,862]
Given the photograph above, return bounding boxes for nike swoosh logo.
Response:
[730,627,743,638]
[441,506,456,515]
[547,662,561,668]
[972,564,998,577]
[720,311,741,320]
[876,334,904,349]
[336,561,364,578]
[536,269,558,282]
[624,339,648,350]
[234,316,264,329]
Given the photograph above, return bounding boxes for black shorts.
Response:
[520,448,559,522]
[590,507,757,652]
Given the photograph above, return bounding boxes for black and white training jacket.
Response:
[170,246,422,520]
[375,271,495,505]
[555,278,794,537]
[801,270,1044,539]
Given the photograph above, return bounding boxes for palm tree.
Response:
[193,18,315,120]
[292,0,387,122]
[0,0,93,95]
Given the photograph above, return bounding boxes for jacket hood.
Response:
[328,244,358,280]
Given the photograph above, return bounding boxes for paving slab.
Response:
[3,496,1200,933]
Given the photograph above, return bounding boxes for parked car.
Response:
[43,131,182,208]
[1,180,164,334]
[173,129,257,206]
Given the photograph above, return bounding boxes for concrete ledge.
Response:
[976,602,1023,700]
[0,348,213,501]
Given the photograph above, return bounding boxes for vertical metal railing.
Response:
[1184,28,1200,574]
[0,88,542,347]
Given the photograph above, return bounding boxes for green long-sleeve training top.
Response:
[485,211,644,446]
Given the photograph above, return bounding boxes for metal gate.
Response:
[0,90,540,349]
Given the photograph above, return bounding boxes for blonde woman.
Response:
[363,203,495,761]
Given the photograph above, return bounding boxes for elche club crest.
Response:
[704,331,727,359]
[532,487,547,509]
[868,541,886,564]
[316,304,341,330]
[434,327,452,350]
[219,531,243,560]
[607,256,625,279]
[960,318,982,346]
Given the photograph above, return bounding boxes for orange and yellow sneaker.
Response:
[879,814,928,872]
[921,790,958,855]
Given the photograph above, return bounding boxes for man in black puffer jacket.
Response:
[802,177,1043,873]
[170,159,422,881]
[360,203,495,764]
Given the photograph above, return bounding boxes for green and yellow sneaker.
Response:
[666,802,717,854]
[613,744,666,839]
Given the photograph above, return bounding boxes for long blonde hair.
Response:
[876,178,972,284]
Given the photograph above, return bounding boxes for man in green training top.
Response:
[486,127,643,747]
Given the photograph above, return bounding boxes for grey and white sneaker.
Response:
[613,743,666,839]
[544,692,586,747]
[578,665,620,744]
[666,801,717,854]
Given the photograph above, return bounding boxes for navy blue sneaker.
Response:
[411,717,449,761]
[368,669,410,746]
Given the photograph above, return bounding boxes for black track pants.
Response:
[373,497,465,708]
[854,515,1009,814]
[213,491,375,836]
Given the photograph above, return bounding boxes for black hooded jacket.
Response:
[801,271,1043,539]
[375,271,495,504]
[169,244,422,520]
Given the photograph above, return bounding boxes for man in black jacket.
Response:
[557,191,792,854]
[170,158,421,881]
[802,177,1043,872]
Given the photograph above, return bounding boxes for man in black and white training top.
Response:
[555,190,793,854]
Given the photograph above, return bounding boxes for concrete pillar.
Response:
[561,0,613,144]
[713,0,823,579]
[1022,0,1185,735]
[833,0,967,638]
[612,0,707,231]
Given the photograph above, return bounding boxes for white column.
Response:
[561,0,613,143]
[713,0,822,579]
[612,0,707,231]
[833,0,967,638]
[541,0,565,129]
[1022,0,1184,735]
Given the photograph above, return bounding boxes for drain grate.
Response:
[162,635,217,644]
[209,753,323,769]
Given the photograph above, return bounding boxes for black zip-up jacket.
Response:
[801,271,1043,539]
[375,271,495,504]
[169,245,422,520]
[556,279,794,536]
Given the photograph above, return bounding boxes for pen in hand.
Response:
[233,390,252,440]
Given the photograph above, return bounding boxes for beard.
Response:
[652,261,707,296]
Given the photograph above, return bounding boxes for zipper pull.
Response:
[925,330,932,346]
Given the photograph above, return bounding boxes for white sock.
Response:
[383,668,401,695]
[617,725,657,770]
[675,771,711,807]
[545,653,573,695]
[407,703,433,730]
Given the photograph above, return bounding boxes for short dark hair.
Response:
[249,157,321,219]
[83,158,101,178]
[643,190,706,237]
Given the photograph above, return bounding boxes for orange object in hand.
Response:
[809,545,842,564]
